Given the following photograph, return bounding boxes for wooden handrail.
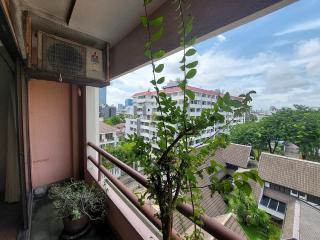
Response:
[88,142,244,240]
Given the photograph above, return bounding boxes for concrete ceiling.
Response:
[21,0,167,45]
[22,0,72,21]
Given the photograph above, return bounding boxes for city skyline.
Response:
[107,0,320,110]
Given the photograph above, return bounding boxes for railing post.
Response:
[98,153,101,181]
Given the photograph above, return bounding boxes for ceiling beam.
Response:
[109,0,296,80]
[66,0,77,25]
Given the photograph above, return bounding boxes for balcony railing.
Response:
[87,142,245,240]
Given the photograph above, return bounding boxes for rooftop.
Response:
[282,200,320,240]
[99,122,118,134]
[258,153,320,197]
[210,143,252,169]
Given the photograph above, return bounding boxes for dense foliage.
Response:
[49,179,106,221]
[228,190,281,240]
[104,141,139,167]
[127,1,263,239]
[230,105,320,161]
[104,114,125,125]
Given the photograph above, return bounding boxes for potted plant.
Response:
[48,179,106,238]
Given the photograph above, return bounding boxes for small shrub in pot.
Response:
[49,179,106,236]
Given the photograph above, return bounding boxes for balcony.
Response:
[0,1,299,239]
[84,142,246,240]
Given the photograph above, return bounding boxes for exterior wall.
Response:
[99,131,119,147]
[28,80,80,188]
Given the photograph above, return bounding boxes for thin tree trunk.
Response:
[272,141,278,154]
[162,215,173,240]
[267,140,272,153]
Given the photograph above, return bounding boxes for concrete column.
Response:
[85,86,99,178]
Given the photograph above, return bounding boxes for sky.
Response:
[107,0,320,110]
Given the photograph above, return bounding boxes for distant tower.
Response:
[125,98,133,107]
[99,87,107,106]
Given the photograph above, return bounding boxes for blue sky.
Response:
[107,0,320,110]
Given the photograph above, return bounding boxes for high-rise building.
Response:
[125,82,245,147]
[99,105,116,118]
[125,98,133,107]
[99,87,107,106]
[118,104,124,110]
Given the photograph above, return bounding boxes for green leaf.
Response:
[239,182,252,196]
[223,92,231,102]
[151,27,163,42]
[186,48,196,56]
[154,50,165,59]
[185,18,193,34]
[230,100,242,108]
[157,77,165,84]
[180,65,185,71]
[159,92,166,98]
[155,64,164,73]
[223,180,232,193]
[179,81,186,90]
[186,69,197,79]
[186,61,198,68]
[150,80,156,85]
[150,16,163,26]
[140,16,148,27]
[186,89,195,100]
[185,16,194,34]
[144,50,151,58]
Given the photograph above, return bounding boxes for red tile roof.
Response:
[132,85,242,100]
[132,85,221,97]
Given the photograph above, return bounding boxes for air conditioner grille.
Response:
[42,34,86,77]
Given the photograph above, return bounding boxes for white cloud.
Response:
[108,38,320,109]
[217,34,226,43]
[264,61,311,93]
[275,18,320,36]
[296,38,320,57]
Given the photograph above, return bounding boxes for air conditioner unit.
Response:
[37,31,106,82]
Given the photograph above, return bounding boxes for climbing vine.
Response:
[129,1,263,239]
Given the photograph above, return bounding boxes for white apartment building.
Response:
[99,121,119,148]
[125,83,244,147]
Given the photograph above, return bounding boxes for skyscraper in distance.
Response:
[99,87,107,106]
[125,98,133,107]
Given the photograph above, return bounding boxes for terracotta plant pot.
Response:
[63,214,90,236]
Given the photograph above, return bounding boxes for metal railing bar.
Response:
[88,142,147,186]
[88,155,181,240]
[88,142,244,240]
